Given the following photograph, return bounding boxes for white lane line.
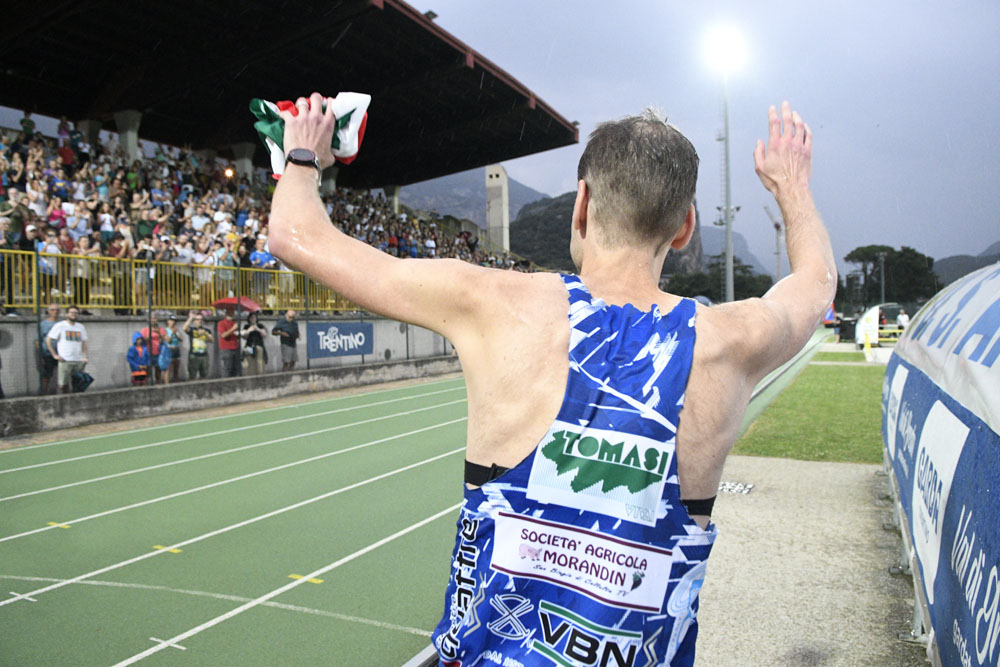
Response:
[0,376,463,454]
[148,637,185,651]
[7,591,37,602]
[0,417,467,543]
[0,445,465,608]
[0,399,466,503]
[0,386,465,475]
[402,645,439,667]
[111,502,462,666]
[0,576,432,638]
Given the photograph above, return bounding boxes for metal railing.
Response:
[0,250,358,313]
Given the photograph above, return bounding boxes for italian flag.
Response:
[249,92,370,178]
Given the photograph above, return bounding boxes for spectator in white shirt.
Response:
[896,309,910,330]
[190,205,211,232]
[45,305,88,394]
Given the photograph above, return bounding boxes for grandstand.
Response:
[0,0,578,187]
[0,0,576,398]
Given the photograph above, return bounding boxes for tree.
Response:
[844,244,939,305]
[667,271,718,302]
[889,246,940,302]
[667,254,773,302]
[844,244,893,304]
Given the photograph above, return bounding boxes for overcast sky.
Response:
[411,0,1000,274]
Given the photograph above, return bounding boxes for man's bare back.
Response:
[269,96,836,662]
[269,98,835,529]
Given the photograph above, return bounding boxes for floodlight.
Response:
[705,25,746,74]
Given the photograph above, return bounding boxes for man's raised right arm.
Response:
[267,93,489,344]
[743,102,837,378]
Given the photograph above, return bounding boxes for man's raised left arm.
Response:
[267,92,488,341]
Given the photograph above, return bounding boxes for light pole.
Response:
[764,205,783,281]
[721,73,735,302]
[706,26,746,302]
[878,251,887,304]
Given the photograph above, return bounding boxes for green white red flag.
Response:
[249,92,370,178]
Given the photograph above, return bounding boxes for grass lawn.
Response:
[811,351,867,362]
[734,364,886,463]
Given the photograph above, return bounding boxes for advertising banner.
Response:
[882,263,1000,667]
[306,321,373,358]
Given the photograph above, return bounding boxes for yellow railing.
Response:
[0,250,359,313]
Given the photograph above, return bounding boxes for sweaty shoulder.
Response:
[458,270,572,467]
[479,270,568,319]
[690,297,794,383]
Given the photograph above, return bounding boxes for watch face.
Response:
[287,148,316,163]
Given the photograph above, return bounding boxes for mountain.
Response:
[509,192,576,270]
[980,240,1000,257]
[399,167,550,228]
[509,193,705,274]
[700,225,772,277]
[933,249,1000,285]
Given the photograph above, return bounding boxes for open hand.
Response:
[753,101,812,199]
[280,92,338,169]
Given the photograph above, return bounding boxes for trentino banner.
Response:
[882,262,1000,667]
[306,321,373,358]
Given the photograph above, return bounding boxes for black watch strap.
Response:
[285,148,321,174]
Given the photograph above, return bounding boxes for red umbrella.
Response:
[212,296,262,312]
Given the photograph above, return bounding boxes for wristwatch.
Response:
[285,148,322,182]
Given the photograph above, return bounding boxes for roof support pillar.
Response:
[385,184,400,214]
[113,110,142,163]
[231,142,256,180]
[321,166,338,195]
[197,149,218,168]
[76,119,102,152]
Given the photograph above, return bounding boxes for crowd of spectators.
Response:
[0,111,528,315]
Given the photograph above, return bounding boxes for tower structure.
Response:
[485,164,510,251]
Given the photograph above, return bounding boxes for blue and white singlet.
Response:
[432,273,718,667]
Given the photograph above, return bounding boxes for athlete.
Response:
[269,95,835,665]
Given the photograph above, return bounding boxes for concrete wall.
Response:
[0,355,461,436]
[0,314,451,397]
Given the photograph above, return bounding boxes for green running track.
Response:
[0,330,825,666]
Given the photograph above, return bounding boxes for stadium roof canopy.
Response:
[0,0,578,188]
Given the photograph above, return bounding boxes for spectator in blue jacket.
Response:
[127,331,150,386]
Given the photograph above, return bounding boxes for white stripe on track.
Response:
[0,399,466,502]
[0,417,467,543]
[0,445,465,608]
[0,386,465,474]
[0,376,463,454]
[0,576,431,638]
[111,502,462,666]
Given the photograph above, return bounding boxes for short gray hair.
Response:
[577,107,698,247]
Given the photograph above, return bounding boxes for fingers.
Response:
[768,105,780,143]
[295,96,310,115]
[803,121,813,152]
[308,92,325,119]
[780,101,792,139]
[753,139,765,170]
[770,101,809,145]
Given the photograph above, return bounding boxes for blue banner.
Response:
[882,263,1000,667]
[306,321,373,358]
